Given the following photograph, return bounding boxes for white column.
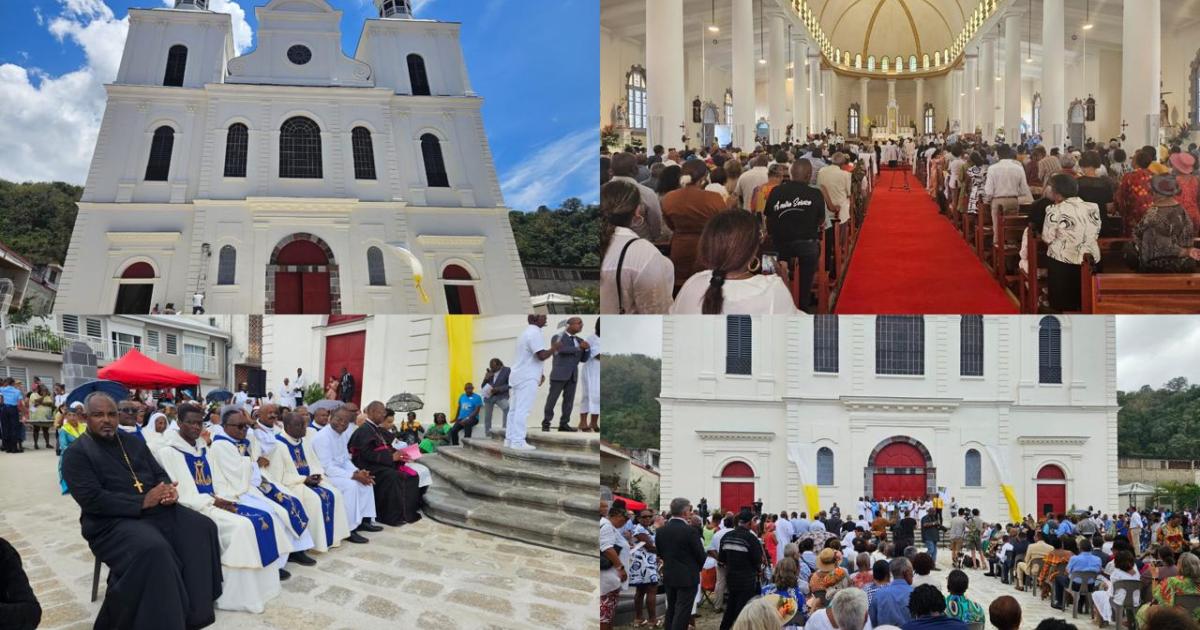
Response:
[1042,0,1066,148]
[1004,11,1022,142]
[915,78,924,134]
[646,0,685,149]
[808,55,820,133]
[1122,0,1161,148]
[964,54,978,133]
[767,11,787,142]
[887,78,896,104]
[732,0,756,148]
[954,68,965,129]
[825,69,837,133]
[792,36,809,138]
[980,37,996,139]
[860,77,869,137]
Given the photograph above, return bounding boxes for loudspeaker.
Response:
[246,368,267,398]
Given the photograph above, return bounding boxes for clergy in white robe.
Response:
[143,412,170,455]
[311,411,379,532]
[268,411,356,551]
[580,323,601,424]
[210,406,315,567]
[157,408,282,613]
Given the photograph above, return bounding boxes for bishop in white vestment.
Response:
[268,411,357,551]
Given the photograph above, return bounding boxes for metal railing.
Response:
[6,324,107,360]
[183,355,218,375]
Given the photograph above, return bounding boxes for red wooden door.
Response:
[275,272,302,314]
[1036,465,1067,516]
[873,472,927,500]
[301,271,331,314]
[324,331,366,407]
[720,482,755,514]
[872,442,928,500]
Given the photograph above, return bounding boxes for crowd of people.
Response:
[599,132,1200,315]
[600,490,1200,630]
[599,135,874,315]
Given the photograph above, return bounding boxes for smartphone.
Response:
[761,252,778,275]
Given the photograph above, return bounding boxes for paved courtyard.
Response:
[0,446,600,630]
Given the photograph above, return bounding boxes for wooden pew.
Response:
[974,202,994,269]
[1018,232,1047,313]
[1079,241,1200,314]
[993,213,1030,289]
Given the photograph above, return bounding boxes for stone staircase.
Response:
[419,428,598,555]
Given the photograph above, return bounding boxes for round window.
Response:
[287,45,312,65]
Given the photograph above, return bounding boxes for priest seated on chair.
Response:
[61,392,222,630]
[156,403,286,613]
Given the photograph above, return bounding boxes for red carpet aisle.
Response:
[835,168,1019,314]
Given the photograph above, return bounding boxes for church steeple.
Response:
[375,0,413,19]
[173,0,209,9]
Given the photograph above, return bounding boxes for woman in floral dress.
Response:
[628,510,660,627]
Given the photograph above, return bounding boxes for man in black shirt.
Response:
[764,159,827,312]
[892,511,917,557]
[718,508,762,630]
[921,510,945,567]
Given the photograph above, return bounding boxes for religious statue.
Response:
[612,102,626,128]
[1085,95,1096,122]
[692,98,702,124]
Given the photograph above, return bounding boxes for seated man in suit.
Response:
[656,497,707,630]
[542,317,591,433]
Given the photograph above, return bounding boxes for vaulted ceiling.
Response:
[814,0,970,64]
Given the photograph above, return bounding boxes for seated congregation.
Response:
[57,393,425,629]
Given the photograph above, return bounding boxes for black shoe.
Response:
[288,551,317,566]
[540,424,550,432]
[347,532,369,544]
[1050,603,1064,611]
[279,568,291,581]
[557,424,577,432]
[358,521,383,533]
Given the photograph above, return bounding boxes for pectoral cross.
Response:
[133,479,144,493]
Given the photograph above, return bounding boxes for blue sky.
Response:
[0,0,598,211]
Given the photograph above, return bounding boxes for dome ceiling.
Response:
[815,0,975,67]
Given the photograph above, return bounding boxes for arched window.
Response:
[923,54,930,69]
[960,314,983,376]
[881,57,889,72]
[279,116,323,179]
[144,126,175,181]
[216,245,236,285]
[855,54,862,69]
[924,105,935,135]
[944,49,949,64]
[420,133,450,188]
[366,246,386,286]
[844,51,851,66]
[835,48,841,64]
[934,51,941,66]
[1038,316,1062,384]
[910,55,917,72]
[163,44,187,87]
[223,123,248,178]
[442,264,479,314]
[1032,93,1043,133]
[848,105,860,137]
[867,56,876,71]
[896,57,903,73]
[724,89,734,124]
[351,127,376,180]
[407,53,431,96]
[626,65,647,129]
[875,315,924,375]
[964,449,982,486]
[817,447,834,486]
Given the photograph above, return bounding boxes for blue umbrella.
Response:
[205,389,233,403]
[66,380,130,407]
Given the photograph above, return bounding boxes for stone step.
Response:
[463,435,598,473]
[483,427,599,454]
[433,443,597,495]
[421,452,596,520]
[422,485,598,556]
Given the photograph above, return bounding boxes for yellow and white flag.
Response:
[787,444,821,518]
[984,445,1022,523]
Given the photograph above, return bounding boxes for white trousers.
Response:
[581,363,600,415]
[505,379,537,446]
[325,474,377,526]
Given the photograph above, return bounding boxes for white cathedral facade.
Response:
[659,315,1119,522]
[55,0,530,316]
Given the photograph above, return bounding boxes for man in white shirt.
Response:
[276,379,294,410]
[292,368,306,407]
[775,512,794,546]
[192,291,205,315]
[947,147,966,207]
[734,155,771,211]
[1129,509,1144,552]
[505,315,555,451]
[983,145,1033,230]
[234,383,251,413]
[707,515,733,612]
[817,155,853,223]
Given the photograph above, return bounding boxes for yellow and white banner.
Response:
[984,445,1022,523]
[787,444,822,518]
[445,316,474,413]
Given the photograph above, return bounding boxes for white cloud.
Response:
[0,1,253,185]
[499,126,597,211]
[1116,316,1200,391]
[411,0,436,14]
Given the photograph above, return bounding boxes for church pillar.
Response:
[1041,0,1066,148]
[793,36,808,138]
[826,69,838,133]
[860,78,869,137]
[980,37,996,140]
[1004,11,1022,141]
[808,54,820,134]
[915,78,924,135]
[731,0,756,148]
[954,68,965,130]
[645,0,685,149]
[964,53,978,133]
[1121,0,1161,148]
[768,10,787,143]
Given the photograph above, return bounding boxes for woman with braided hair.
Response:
[599,179,674,313]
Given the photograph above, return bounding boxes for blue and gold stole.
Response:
[214,434,309,537]
[174,444,279,567]
[277,434,335,547]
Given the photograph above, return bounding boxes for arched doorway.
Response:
[865,437,934,501]
[719,461,755,513]
[114,262,155,314]
[1036,464,1067,517]
[267,234,340,315]
[442,264,479,314]
[1068,100,1086,149]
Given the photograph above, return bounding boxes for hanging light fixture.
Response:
[758,0,766,64]
[709,0,720,33]
[1082,0,1093,30]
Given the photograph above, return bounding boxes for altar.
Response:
[869,99,916,140]
[872,128,915,141]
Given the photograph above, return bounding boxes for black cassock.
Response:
[347,421,421,526]
[62,432,222,630]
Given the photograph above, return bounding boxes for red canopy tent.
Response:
[614,494,647,512]
[98,349,201,389]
